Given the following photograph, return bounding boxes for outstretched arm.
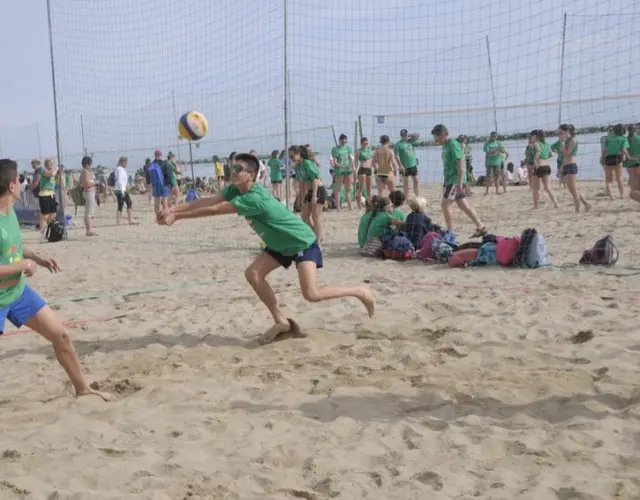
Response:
[172,200,237,222]
[170,192,226,214]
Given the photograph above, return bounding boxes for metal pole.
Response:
[558,13,567,126]
[189,141,196,198]
[283,0,290,208]
[485,35,499,133]
[80,114,87,156]
[46,0,65,225]
[36,123,42,158]
[172,90,182,162]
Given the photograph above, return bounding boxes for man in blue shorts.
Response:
[157,153,375,343]
[149,149,170,216]
[0,159,110,401]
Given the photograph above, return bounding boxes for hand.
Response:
[36,256,61,273]
[157,211,176,226]
[22,259,37,277]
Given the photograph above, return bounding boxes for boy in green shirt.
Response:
[483,132,506,195]
[431,125,486,237]
[0,159,109,401]
[330,134,355,211]
[267,150,283,201]
[157,153,375,343]
[394,129,420,199]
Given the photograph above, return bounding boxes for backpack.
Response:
[471,242,498,266]
[432,239,454,263]
[45,220,65,243]
[418,231,441,260]
[360,238,383,258]
[448,247,479,268]
[107,171,116,188]
[514,228,548,269]
[382,232,414,261]
[496,236,521,266]
[579,235,619,266]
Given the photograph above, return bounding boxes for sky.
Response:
[0,0,638,170]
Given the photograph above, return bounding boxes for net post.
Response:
[485,35,499,133]
[558,12,567,126]
[80,114,87,156]
[358,115,363,141]
[331,126,338,146]
[36,123,42,158]
[283,0,290,208]
[172,90,182,162]
[188,140,196,198]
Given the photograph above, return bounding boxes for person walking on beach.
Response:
[558,124,590,213]
[149,149,169,216]
[80,156,98,236]
[394,129,420,199]
[156,153,374,344]
[530,129,559,210]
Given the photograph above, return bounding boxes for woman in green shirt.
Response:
[558,124,590,213]
[363,196,404,244]
[356,137,373,210]
[601,124,629,199]
[530,129,559,210]
[625,125,640,205]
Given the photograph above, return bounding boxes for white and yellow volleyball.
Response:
[178,110,208,141]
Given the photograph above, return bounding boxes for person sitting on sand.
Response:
[357,195,379,247]
[156,153,375,344]
[389,190,406,221]
[363,196,404,244]
[404,197,439,249]
[0,159,109,401]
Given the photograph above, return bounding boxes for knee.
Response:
[50,327,71,349]
[301,287,320,303]
[244,266,261,286]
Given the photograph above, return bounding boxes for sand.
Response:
[1,181,639,500]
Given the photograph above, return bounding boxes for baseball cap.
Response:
[400,129,408,136]
[154,149,162,157]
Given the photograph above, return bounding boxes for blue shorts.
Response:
[264,241,323,269]
[152,184,170,198]
[0,285,46,334]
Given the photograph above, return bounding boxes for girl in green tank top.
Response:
[359,146,372,163]
[529,129,559,210]
[356,137,373,210]
[558,123,590,212]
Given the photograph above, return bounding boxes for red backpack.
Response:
[496,236,520,266]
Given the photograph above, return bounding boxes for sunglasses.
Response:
[232,164,249,174]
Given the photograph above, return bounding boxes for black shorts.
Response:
[263,241,323,269]
[271,179,282,184]
[562,163,578,176]
[534,165,551,178]
[604,154,622,166]
[217,175,224,180]
[115,191,132,211]
[376,174,389,181]
[443,184,465,201]
[38,194,58,215]
[304,186,328,204]
[357,167,372,177]
[404,166,418,177]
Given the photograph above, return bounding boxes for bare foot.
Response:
[357,286,375,318]
[259,321,292,344]
[77,388,112,401]
[584,204,591,212]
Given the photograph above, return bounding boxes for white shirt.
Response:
[114,166,128,192]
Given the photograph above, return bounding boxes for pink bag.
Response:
[496,236,520,266]
[418,232,441,260]
[448,248,479,268]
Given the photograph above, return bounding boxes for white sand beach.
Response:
[1,182,639,500]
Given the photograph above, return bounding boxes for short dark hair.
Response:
[431,124,448,137]
[0,159,18,196]
[389,190,405,207]
[235,153,260,180]
[361,137,368,143]
[81,156,92,167]
[380,134,390,144]
[339,134,347,141]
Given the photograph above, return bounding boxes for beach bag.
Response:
[418,231,441,260]
[382,233,414,261]
[45,220,65,243]
[579,235,619,266]
[107,171,116,188]
[514,228,548,269]
[432,239,454,263]
[440,230,459,249]
[496,236,521,266]
[471,242,498,266]
[360,238,383,258]
[185,188,197,202]
[448,247,478,268]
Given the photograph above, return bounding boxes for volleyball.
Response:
[178,110,208,141]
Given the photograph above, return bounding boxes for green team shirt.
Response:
[550,140,563,162]
[0,209,26,308]
[331,145,353,171]
[357,212,371,247]
[483,140,503,166]
[538,141,551,160]
[442,138,466,185]
[394,139,417,168]
[603,135,630,156]
[365,212,393,241]
[222,184,315,255]
[300,159,320,183]
[564,138,578,157]
[624,135,640,167]
[525,144,537,164]
[267,158,283,182]
[166,160,178,187]
[392,208,406,222]
[38,171,56,193]
[358,146,372,162]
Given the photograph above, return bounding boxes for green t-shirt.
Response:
[525,144,537,164]
[0,209,26,308]
[565,138,578,157]
[222,184,316,255]
[166,160,178,186]
[267,158,283,181]
[483,140,503,166]
[550,140,563,162]
[624,135,640,166]
[442,138,466,185]
[365,212,393,241]
[38,171,56,193]
[331,145,353,169]
[392,208,406,221]
[300,159,320,184]
[357,212,371,248]
[394,139,417,168]
[358,147,373,162]
[603,135,630,156]
[538,141,551,160]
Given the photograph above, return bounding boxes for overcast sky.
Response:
[1,0,638,168]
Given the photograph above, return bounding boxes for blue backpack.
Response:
[471,242,498,266]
